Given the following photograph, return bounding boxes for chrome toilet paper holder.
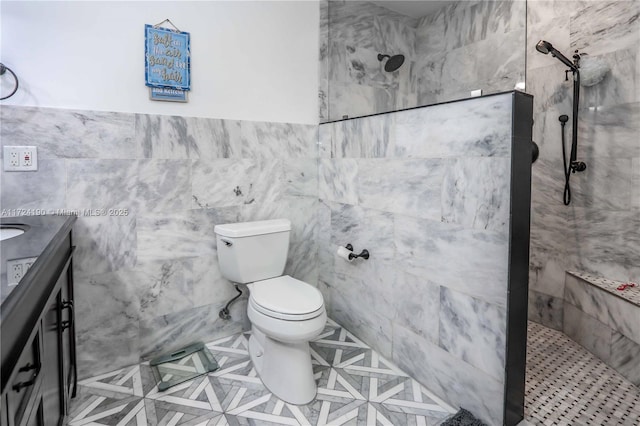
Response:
[345,244,370,260]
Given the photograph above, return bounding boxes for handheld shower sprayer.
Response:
[535,41,579,72]
[536,40,586,205]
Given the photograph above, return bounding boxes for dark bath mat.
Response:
[441,408,487,426]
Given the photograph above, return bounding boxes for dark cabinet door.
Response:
[58,258,76,410]
[41,254,74,426]
[3,329,42,426]
[41,289,63,426]
[23,395,44,426]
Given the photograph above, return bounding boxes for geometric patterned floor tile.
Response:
[68,319,457,425]
[78,365,145,397]
[142,398,225,425]
[145,376,223,413]
[67,388,144,425]
[525,321,640,426]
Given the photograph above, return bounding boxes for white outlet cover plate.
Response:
[7,257,39,286]
[3,146,38,171]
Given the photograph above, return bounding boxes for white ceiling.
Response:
[369,1,452,18]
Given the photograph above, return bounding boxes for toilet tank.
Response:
[214,219,291,284]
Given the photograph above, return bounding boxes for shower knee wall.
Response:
[318,91,533,426]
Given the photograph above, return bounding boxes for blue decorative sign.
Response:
[145,24,190,91]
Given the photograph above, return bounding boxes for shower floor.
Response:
[525,321,640,425]
[67,318,457,425]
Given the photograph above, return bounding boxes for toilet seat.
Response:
[249,275,325,321]
[249,298,325,321]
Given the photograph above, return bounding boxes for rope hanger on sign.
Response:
[153,18,182,32]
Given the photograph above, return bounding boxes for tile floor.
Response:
[67,319,457,425]
[525,321,640,426]
[69,318,640,425]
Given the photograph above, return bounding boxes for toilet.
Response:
[214,218,326,405]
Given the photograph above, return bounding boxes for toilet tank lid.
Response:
[214,219,291,238]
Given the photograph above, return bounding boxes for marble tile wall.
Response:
[325,1,418,121]
[527,0,640,330]
[563,273,640,386]
[319,0,329,123]
[0,106,319,379]
[414,0,526,106]
[322,1,526,121]
[318,93,517,425]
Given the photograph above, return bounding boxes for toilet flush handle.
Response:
[220,238,233,247]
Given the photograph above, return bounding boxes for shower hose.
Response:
[560,118,572,205]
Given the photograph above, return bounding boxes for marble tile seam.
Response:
[320,199,512,233]
[326,154,514,160]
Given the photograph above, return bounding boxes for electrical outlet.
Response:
[11,263,23,282]
[3,146,37,171]
[7,257,38,286]
[22,150,32,167]
[9,151,19,167]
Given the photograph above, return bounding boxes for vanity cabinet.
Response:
[1,216,77,426]
[3,328,43,426]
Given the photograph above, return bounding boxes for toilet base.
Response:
[249,327,317,405]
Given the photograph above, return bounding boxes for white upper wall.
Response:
[0,1,319,124]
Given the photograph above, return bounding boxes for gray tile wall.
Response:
[321,0,526,121]
[324,1,418,121]
[527,0,640,330]
[319,0,329,122]
[563,273,640,387]
[414,0,526,105]
[0,106,319,379]
[317,93,516,425]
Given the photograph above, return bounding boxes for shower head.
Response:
[535,40,552,54]
[535,40,578,71]
[579,55,610,86]
[377,53,405,72]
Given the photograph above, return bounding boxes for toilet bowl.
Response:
[213,219,327,405]
[247,276,326,404]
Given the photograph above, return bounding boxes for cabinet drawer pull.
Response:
[12,376,36,393]
[61,300,74,331]
[18,362,38,372]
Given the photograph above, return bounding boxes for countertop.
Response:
[0,214,77,305]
